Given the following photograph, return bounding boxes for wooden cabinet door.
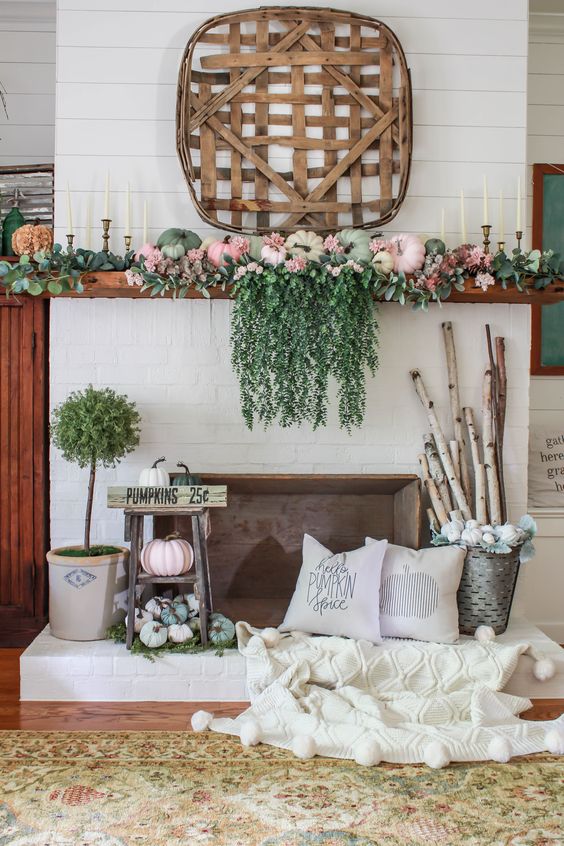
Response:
[0,298,48,645]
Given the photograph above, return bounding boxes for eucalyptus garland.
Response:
[230,261,379,431]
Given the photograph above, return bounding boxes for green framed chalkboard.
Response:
[531,164,564,374]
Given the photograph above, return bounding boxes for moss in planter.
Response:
[56,545,124,557]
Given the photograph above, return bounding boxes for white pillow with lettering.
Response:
[279,534,388,642]
[366,538,464,643]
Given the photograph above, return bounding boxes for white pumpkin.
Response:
[285,230,325,263]
[261,243,287,266]
[461,527,483,546]
[126,607,153,633]
[372,250,394,275]
[139,620,168,648]
[167,623,194,644]
[495,524,522,546]
[175,592,199,618]
[141,534,194,577]
[145,596,171,620]
[139,457,169,487]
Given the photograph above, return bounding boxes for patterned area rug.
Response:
[0,732,562,846]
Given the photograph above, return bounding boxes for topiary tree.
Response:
[51,385,141,552]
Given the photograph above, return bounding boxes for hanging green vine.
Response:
[230,261,379,431]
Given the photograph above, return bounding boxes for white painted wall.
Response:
[0,0,56,165]
[526,7,564,641]
[51,1,539,623]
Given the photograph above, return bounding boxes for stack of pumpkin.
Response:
[127,594,235,649]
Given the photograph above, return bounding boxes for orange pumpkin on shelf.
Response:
[12,220,53,256]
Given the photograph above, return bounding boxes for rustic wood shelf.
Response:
[44,271,564,304]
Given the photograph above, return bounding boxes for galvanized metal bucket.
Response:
[457,545,521,635]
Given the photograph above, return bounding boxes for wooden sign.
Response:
[107,485,227,509]
[528,427,564,508]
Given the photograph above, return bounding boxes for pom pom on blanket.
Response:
[292,735,317,760]
[545,727,564,754]
[423,740,450,769]
[191,710,214,732]
[533,657,556,681]
[354,738,381,767]
[488,735,512,763]
[240,718,262,747]
[475,625,496,643]
[261,627,282,648]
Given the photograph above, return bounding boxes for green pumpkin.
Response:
[172,462,202,486]
[248,235,263,261]
[424,238,446,256]
[336,229,372,263]
[161,603,189,626]
[161,243,185,260]
[139,621,168,648]
[157,228,202,253]
[208,612,235,645]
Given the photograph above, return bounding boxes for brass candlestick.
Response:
[66,234,75,252]
[481,224,492,254]
[497,241,505,254]
[124,234,132,253]
[515,230,523,251]
[101,218,111,252]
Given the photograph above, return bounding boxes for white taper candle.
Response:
[460,189,467,244]
[483,175,489,225]
[66,183,73,235]
[143,200,148,244]
[104,172,110,219]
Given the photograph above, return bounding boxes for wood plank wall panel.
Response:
[54,0,528,246]
[0,300,49,644]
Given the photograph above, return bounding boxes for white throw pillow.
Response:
[279,534,388,642]
[366,539,464,643]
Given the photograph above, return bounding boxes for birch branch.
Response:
[411,369,472,520]
[418,452,448,526]
[427,507,440,534]
[495,335,508,523]
[423,432,453,514]
[442,321,472,506]
[464,406,488,524]
[482,365,502,524]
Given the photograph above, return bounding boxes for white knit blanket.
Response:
[210,623,564,765]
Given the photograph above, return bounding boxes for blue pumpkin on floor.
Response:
[208,613,235,645]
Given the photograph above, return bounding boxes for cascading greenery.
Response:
[230,262,379,431]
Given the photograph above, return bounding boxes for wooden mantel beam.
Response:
[41,271,564,304]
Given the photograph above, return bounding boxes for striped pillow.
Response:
[366,540,465,643]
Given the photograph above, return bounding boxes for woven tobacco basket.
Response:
[177,6,413,234]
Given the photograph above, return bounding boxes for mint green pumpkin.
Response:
[161,243,185,260]
[248,235,263,261]
[161,603,189,626]
[157,228,202,253]
[139,621,168,648]
[336,229,372,262]
[208,612,235,645]
[172,462,202,486]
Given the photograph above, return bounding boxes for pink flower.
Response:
[231,236,250,254]
[465,246,493,272]
[187,248,205,262]
[262,232,285,249]
[331,266,341,277]
[475,271,496,292]
[234,266,248,280]
[323,234,344,254]
[134,242,159,262]
[144,248,164,272]
[369,238,394,255]
[125,269,143,287]
[346,259,364,273]
[285,255,308,272]
[425,275,439,292]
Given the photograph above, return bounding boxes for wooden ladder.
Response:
[124,506,213,649]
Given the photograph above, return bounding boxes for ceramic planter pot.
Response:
[47,546,129,641]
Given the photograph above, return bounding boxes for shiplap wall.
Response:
[54,0,528,247]
[0,1,56,165]
[527,9,564,641]
[50,0,543,625]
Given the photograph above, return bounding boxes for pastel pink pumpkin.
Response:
[207,237,244,267]
[390,234,426,274]
[261,243,287,266]
[140,533,194,577]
